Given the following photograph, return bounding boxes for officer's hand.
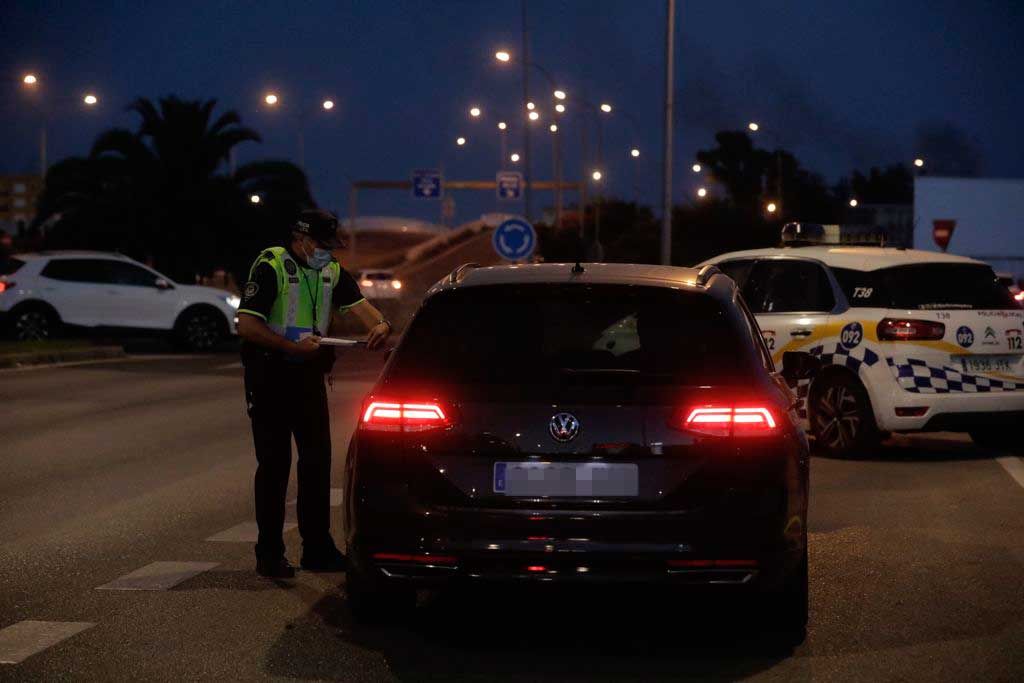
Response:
[292,335,322,357]
[366,322,391,350]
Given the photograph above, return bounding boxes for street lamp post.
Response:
[261,92,335,169]
[748,121,784,218]
[20,74,100,177]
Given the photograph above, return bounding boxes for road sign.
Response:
[933,219,956,252]
[412,169,442,199]
[493,217,536,262]
[496,171,523,201]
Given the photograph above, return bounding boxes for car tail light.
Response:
[0,280,11,293]
[360,398,451,432]
[675,405,777,437]
[877,318,945,341]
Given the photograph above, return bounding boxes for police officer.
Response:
[236,208,392,578]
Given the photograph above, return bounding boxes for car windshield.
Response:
[387,283,757,389]
[833,264,1017,310]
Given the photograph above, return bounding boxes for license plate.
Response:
[959,355,1019,374]
[493,462,639,497]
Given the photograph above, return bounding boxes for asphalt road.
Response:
[1,353,1023,682]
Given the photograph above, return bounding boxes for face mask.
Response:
[303,242,333,270]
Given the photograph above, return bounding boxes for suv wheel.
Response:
[762,546,809,649]
[175,307,226,352]
[810,374,879,457]
[345,567,416,624]
[11,306,59,341]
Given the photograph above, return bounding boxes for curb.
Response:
[0,346,127,370]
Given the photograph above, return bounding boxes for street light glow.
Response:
[631,148,640,158]
[250,194,261,204]
[526,101,535,111]
[497,121,507,130]
[697,187,708,198]
[914,158,925,168]
[322,99,334,110]
[592,170,603,181]
[849,198,858,207]
[456,136,466,146]
[22,74,38,86]
[553,90,566,100]
[748,122,759,132]
[549,124,558,133]
[555,103,566,113]
[264,93,278,106]
[469,106,481,117]
[692,163,702,173]
[600,103,612,113]
[83,94,98,105]
[495,50,511,62]
[766,202,777,213]
[528,111,539,121]
[510,153,520,162]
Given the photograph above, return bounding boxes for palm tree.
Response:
[35,96,312,283]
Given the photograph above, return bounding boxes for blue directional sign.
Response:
[493,217,536,261]
[496,171,523,201]
[411,169,442,199]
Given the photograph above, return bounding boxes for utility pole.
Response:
[660,0,676,265]
[521,0,532,223]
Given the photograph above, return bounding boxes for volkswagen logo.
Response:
[549,412,581,443]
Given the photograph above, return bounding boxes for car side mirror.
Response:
[154,278,173,290]
[781,351,821,382]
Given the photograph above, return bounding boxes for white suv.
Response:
[701,232,1023,455]
[0,251,239,351]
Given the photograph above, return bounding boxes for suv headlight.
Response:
[225,294,241,309]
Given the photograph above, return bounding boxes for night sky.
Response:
[2,0,1022,225]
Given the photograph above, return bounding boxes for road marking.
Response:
[206,521,296,543]
[996,456,1024,490]
[96,561,218,590]
[0,354,219,373]
[0,621,94,664]
[216,361,243,370]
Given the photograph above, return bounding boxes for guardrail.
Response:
[402,221,487,264]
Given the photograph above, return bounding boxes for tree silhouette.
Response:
[35,96,312,284]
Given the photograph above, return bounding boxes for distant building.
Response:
[0,175,43,235]
[846,203,914,247]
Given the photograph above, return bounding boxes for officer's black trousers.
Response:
[244,361,334,560]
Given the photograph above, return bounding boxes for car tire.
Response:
[969,431,1022,453]
[174,306,227,352]
[9,303,61,341]
[809,373,880,457]
[762,547,809,649]
[345,567,416,624]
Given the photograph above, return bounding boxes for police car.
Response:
[701,224,1024,455]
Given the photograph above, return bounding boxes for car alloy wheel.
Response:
[183,312,221,351]
[14,310,52,341]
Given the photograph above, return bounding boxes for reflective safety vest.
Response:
[248,247,340,341]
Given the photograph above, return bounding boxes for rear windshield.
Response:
[0,257,25,276]
[388,284,758,388]
[833,264,1017,310]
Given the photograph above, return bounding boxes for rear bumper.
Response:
[879,385,1024,432]
[348,503,801,590]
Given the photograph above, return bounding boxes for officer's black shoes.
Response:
[300,546,348,573]
[256,555,296,579]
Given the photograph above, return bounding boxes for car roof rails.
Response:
[448,262,481,284]
[695,264,721,287]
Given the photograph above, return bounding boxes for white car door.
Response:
[103,261,181,330]
[740,258,837,369]
[37,258,118,327]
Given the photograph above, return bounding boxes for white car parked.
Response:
[0,251,238,350]
[701,225,1024,455]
